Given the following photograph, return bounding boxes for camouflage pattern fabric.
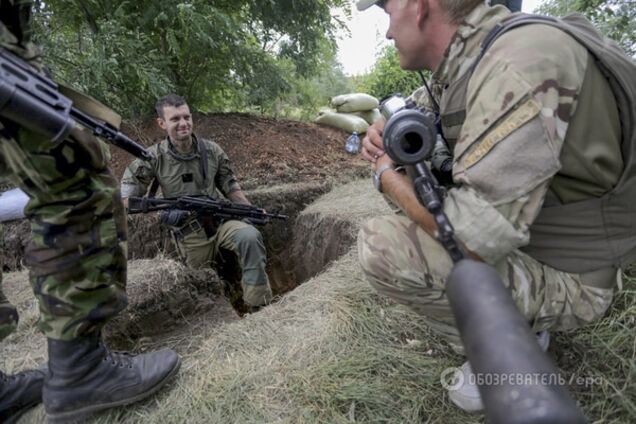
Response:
[177,220,272,307]
[359,215,615,353]
[359,4,620,351]
[121,136,240,199]
[0,123,128,341]
[0,1,41,61]
[121,135,272,307]
[490,0,522,12]
[1,0,128,341]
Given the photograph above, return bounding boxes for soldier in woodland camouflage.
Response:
[356,0,631,413]
[0,1,180,422]
[121,94,273,309]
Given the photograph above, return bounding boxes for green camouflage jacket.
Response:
[0,0,42,65]
[121,135,241,199]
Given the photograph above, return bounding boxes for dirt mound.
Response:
[1,113,371,272]
[118,112,369,190]
[104,258,238,351]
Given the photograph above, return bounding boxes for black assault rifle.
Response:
[127,196,288,226]
[0,47,151,160]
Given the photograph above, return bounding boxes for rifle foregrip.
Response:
[109,131,152,161]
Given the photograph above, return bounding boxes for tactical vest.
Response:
[440,13,636,273]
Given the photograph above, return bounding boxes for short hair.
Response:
[438,0,484,22]
[155,94,187,118]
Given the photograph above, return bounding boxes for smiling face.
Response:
[157,104,193,143]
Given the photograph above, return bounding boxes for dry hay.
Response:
[0,258,237,372]
[0,269,46,374]
[103,258,237,350]
[80,179,632,424]
[4,178,636,423]
[0,219,30,272]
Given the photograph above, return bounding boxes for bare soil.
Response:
[118,112,368,189]
[1,113,370,272]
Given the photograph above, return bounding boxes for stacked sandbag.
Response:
[314,93,382,134]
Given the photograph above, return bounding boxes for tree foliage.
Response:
[352,46,423,101]
[537,0,636,56]
[32,0,349,118]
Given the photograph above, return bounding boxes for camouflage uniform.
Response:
[358,4,619,352]
[490,0,522,12]
[0,0,128,341]
[121,136,272,307]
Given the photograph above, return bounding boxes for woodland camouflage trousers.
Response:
[358,215,616,353]
[0,121,128,342]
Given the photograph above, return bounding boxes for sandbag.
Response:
[318,107,336,116]
[331,93,379,113]
[353,108,382,125]
[314,111,369,134]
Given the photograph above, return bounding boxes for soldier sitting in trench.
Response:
[121,94,273,310]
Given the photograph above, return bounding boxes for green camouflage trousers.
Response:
[176,219,272,307]
[0,121,128,341]
[358,215,615,353]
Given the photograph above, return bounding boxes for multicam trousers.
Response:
[358,215,615,353]
[0,121,128,341]
[176,219,272,307]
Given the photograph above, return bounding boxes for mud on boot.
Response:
[0,367,46,424]
[44,336,180,423]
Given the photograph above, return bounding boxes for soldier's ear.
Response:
[157,117,167,130]
[415,0,429,26]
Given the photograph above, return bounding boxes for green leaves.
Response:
[353,46,422,101]
[31,0,349,118]
[537,0,635,56]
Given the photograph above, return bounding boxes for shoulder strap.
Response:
[148,178,159,198]
[474,12,635,177]
[472,14,560,73]
[198,137,209,186]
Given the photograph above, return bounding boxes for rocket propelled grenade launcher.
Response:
[380,94,587,424]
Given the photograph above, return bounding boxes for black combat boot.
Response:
[44,336,180,423]
[0,367,45,424]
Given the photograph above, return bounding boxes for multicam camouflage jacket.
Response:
[411,4,624,271]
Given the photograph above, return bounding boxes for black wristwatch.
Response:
[373,164,394,193]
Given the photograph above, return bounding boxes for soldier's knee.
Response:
[357,217,399,280]
[234,225,263,248]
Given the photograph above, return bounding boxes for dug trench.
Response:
[0,179,366,360]
[87,181,363,352]
[0,112,370,354]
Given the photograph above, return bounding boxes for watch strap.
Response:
[374,164,394,192]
